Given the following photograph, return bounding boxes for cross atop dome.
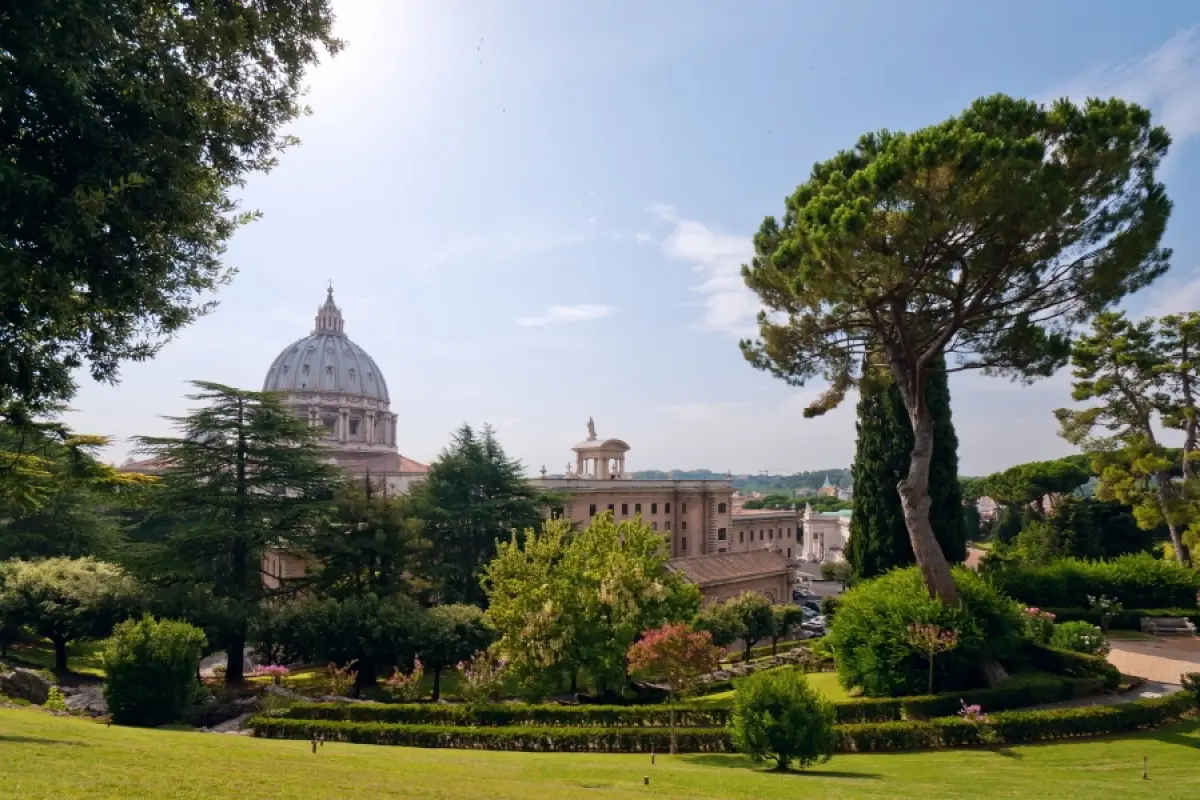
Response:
[314,286,345,335]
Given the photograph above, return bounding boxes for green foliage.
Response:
[415,424,547,606]
[483,515,700,698]
[102,615,207,727]
[986,553,1200,609]
[43,686,68,712]
[0,1,339,413]
[1038,606,1200,631]
[305,479,430,602]
[730,669,836,770]
[821,560,854,587]
[771,605,807,652]
[262,594,425,696]
[1050,622,1109,657]
[127,382,342,683]
[0,557,139,671]
[741,94,1171,603]
[980,459,1091,510]
[1000,497,1157,565]
[1056,312,1195,563]
[827,566,1024,697]
[849,357,965,581]
[1020,642,1121,689]
[419,604,493,701]
[695,592,778,662]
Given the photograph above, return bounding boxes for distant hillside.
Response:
[629,469,852,493]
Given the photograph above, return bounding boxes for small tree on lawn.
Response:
[420,604,494,701]
[771,605,807,655]
[905,622,959,695]
[732,668,835,772]
[726,592,778,663]
[740,94,1171,667]
[103,615,207,727]
[627,623,723,754]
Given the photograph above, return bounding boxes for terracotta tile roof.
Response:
[669,550,790,587]
[118,456,172,474]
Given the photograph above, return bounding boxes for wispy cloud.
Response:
[515,304,613,327]
[1042,26,1200,150]
[414,228,589,276]
[650,203,760,337]
[1141,269,1200,317]
[635,232,653,244]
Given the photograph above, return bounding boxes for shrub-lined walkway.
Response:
[1108,638,1200,685]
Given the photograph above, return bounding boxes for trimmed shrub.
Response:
[1041,607,1200,631]
[1051,621,1109,657]
[731,669,835,771]
[1020,642,1120,689]
[103,615,207,727]
[249,692,1195,753]
[827,566,1024,697]
[988,554,1200,610]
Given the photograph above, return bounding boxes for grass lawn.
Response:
[687,670,853,708]
[3,639,105,678]
[2,707,1198,799]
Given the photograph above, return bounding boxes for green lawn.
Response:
[2,707,1198,799]
[4,639,105,678]
[687,670,853,708]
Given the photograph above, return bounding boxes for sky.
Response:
[65,0,1200,478]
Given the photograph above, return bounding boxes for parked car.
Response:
[800,600,821,614]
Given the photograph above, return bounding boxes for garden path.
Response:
[1106,637,1200,685]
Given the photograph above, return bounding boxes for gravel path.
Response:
[1025,679,1181,712]
[1107,637,1200,685]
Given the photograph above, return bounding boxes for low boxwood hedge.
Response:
[1042,607,1200,631]
[1020,642,1121,688]
[280,671,1103,728]
[250,690,1195,753]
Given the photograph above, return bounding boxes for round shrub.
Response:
[827,566,1024,698]
[1050,621,1109,657]
[731,668,834,771]
[103,615,207,727]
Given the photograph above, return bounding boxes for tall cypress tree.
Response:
[848,357,965,582]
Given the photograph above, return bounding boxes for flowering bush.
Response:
[1051,621,1110,657]
[1021,607,1056,644]
[904,623,959,695]
[254,664,290,686]
[327,661,358,697]
[384,659,425,702]
[958,700,986,722]
[459,650,508,707]
[1086,595,1123,632]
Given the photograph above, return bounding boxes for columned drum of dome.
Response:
[263,288,397,454]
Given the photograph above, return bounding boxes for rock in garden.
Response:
[0,669,51,705]
[63,685,109,717]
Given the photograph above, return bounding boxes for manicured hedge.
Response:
[1042,607,1200,631]
[280,672,1103,728]
[1021,642,1121,689]
[250,691,1196,753]
[988,554,1200,610]
[250,719,731,752]
[833,674,1104,724]
[281,702,730,728]
[837,691,1194,752]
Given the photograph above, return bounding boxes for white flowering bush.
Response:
[1051,621,1110,657]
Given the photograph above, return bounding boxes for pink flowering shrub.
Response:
[958,699,986,722]
[384,658,425,702]
[1021,607,1056,644]
[458,650,508,707]
[254,664,290,685]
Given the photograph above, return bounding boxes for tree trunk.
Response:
[569,669,578,694]
[668,694,677,755]
[354,659,377,698]
[225,633,246,686]
[897,407,959,604]
[744,638,753,663]
[431,666,443,701]
[1154,471,1187,565]
[52,638,69,673]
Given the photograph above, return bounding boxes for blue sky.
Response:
[67,0,1200,477]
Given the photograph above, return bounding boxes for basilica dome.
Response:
[263,289,390,402]
[262,288,397,455]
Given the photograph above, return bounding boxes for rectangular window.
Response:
[589,504,596,517]
[718,547,727,553]
[717,527,727,541]
[651,522,658,531]
[681,521,687,532]
[787,527,792,538]
[768,528,774,539]
[635,503,642,514]
[738,530,744,543]
[621,503,628,516]
[551,507,564,520]
[348,419,360,436]
[681,536,687,551]
[759,530,764,541]
[651,503,658,515]
[787,547,791,558]
[607,504,614,513]
[665,502,671,513]
[665,521,671,531]
[681,502,687,513]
